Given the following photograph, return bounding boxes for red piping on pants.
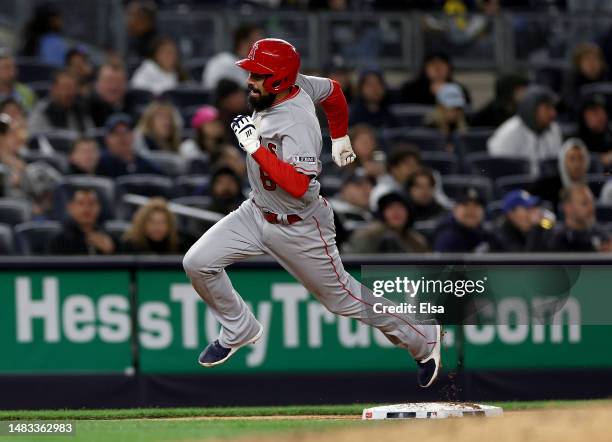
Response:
[312,216,436,345]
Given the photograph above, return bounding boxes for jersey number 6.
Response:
[259,143,277,191]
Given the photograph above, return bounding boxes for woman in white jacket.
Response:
[130,37,189,95]
[488,86,562,176]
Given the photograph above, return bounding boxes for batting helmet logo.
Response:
[236,38,301,94]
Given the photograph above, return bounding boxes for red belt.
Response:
[263,211,302,225]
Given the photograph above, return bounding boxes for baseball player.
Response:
[183,39,441,387]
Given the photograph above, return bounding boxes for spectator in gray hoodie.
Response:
[488,86,562,176]
[529,138,590,210]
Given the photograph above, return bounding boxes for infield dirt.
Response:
[219,405,612,442]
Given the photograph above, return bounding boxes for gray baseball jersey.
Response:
[183,74,438,366]
[246,74,332,216]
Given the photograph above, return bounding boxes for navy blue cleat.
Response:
[198,340,231,367]
[198,325,264,368]
[417,323,442,388]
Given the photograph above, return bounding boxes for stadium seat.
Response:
[495,174,536,199]
[16,58,57,83]
[585,174,610,198]
[456,128,495,155]
[485,200,504,221]
[174,175,210,197]
[538,158,558,177]
[596,204,612,222]
[26,81,52,99]
[421,151,459,175]
[0,164,9,197]
[319,175,343,197]
[125,88,155,115]
[162,87,210,108]
[0,198,32,226]
[115,174,174,200]
[187,153,211,174]
[0,223,15,255]
[43,130,79,154]
[441,175,494,203]
[142,151,187,177]
[14,221,61,255]
[388,104,434,127]
[172,196,213,210]
[412,219,439,244]
[104,220,131,244]
[21,151,69,174]
[380,127,445,152]
[533,63,565,93]
[184,58,208,82]
[54,176,116,221]
[466,152,531,179]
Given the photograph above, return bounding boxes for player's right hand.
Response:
[231,115,260,155]
[332,135,356,167]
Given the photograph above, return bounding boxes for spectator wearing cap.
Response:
[424,82,468,152]
[330,168,374,230]
[433,187,489,253]
[489,190,554,252]
[47,187,116,255]
[548,183,611,252]
[349,70,398,128]
[96,113,161,178]
[488,86,562,176]
[28,70,94,135]
[562,43,608,113]
[180,105,227,159]
[64,46,94,98]
[399,52,471,106]
[406,167,448,223]
[346,190,429,254]
[471,73,528,128]
[577,94,612,170]
[130,37,189,95]
[87,64,132,129]
[68,137,100,175]
[0,49,37,112]
[202,24,263,91]
[530,138,589,210]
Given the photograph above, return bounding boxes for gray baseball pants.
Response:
[182,197,437,360]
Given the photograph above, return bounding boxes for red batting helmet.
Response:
[235,38,301,94]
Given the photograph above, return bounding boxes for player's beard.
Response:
[248,87,276,111]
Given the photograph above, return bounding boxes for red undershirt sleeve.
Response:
[320,79,349,139]
[252,147,312,198]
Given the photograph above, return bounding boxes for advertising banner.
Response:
[0,271,133,373]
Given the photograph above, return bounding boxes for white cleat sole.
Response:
[418,323,442,388]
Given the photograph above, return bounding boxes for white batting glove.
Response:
[332,135,356,167]
[231,115,260,155]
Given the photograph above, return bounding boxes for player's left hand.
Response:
[332,135,356,167]
[231,115,260,154]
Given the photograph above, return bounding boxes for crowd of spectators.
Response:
[0,0,610,256]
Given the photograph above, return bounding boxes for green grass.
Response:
[0,400,609,442]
